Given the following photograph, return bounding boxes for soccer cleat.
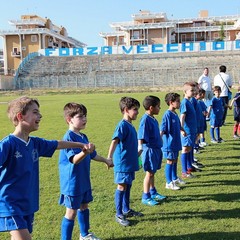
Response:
[115,215,130,227]
[217,138,224,143]
[198,142,205,148]
[165,182,180,190]
[151,193,167,202]
[123,209,144,218]
[194,149,200,154]
[211,139,218,144]
[233,134,240,139]
[192,162,204,169]
[194,157,198,162]
[200,142,207,147]
[173,177,186,185]
[80,233,101,240]
[182,173,196,179]
[142,198,159,206]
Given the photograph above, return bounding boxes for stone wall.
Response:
[16,50,240,90]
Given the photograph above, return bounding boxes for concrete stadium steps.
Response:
[17,51,240,89]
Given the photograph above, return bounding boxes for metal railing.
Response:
[13,52,39,89]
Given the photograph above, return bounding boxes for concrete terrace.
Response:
[16,51,240,90]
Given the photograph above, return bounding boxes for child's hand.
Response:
[83,143,95,153]
[105,158,114,169]
[181,130,187,137]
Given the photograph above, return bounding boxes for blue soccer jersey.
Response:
[196,100,205,133]
[199,100,207,131]
[160,110,182,153]
[112,119,139,173]
[59,130,97,196]
[138,113,163,149]
[180,98,197,134]
[0,135,58,217]
[233,92,240,107]
[210,97,224,121]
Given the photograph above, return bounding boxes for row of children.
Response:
[1,84,240,240]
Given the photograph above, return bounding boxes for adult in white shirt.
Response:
[214,65,233,125]
[198,67,212,101]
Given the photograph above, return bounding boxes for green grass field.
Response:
[0,91,239,240]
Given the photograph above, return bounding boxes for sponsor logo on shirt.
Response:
[14,151,22,158]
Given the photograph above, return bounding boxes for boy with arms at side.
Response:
[108,97,143,227]
[207,86,226,143]
[229,86,240,138]
[0,96,94,240]
[180,82,198,178]
[197,89,208,147]
[160,93,186,190]
[59,102,113,240]
[138,96,166,205]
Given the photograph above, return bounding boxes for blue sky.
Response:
[0,0,240,48]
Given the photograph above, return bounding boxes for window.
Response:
[13,47,18,53]
[133,31,140,39]
[181,34,186,42]
[31,35,38,42]
[213,33,219,39]
[191,33,197,41]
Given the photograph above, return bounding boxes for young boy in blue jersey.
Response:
[0,96,94,240]
[197,89,208,147]
[191,88,206,170]
[207,86,226,143]
[59,102,113,240]
[138,96,166,205]
[160,93,186,190]
[180,82,198,178]
[229,86,240,138]
[108,97,143,227]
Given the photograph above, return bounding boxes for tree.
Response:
[219,23,225,41]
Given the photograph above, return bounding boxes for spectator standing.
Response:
[198,67,212,104]
[214,65,233,125]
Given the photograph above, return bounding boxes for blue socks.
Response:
[216,127,220,140]
[165,163,172,184]
[77,209,89,237]
[172,162,178,180]
[210,127,215,140]
[181,152,188,173]
[150,187,157,196]
[115,189,124,216]
[123,184,131,213]
[142,192,151,200]
[61,217,74,240]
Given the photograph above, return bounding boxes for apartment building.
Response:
[0,15,86,75]
[99,10,240,46]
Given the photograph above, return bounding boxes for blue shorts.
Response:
[0,214,34,233]
[59,190,93,209]
[142,148,162,173]
[114,172,135,185]
[234,107,240,122]
[181,134,194,147]
[210,118,222,127]
[163,151,179,160]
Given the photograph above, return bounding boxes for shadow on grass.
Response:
[146,208,240,221]
[170,192,240,202]
[206,161,240,167]
[106,231,240,240]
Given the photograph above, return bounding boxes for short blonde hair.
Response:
[7,96,39,126]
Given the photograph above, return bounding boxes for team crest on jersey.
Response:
[32,149,39,162]
[172,119,176,123]
[14,151,22,158]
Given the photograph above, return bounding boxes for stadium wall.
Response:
[16,49,240,90]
